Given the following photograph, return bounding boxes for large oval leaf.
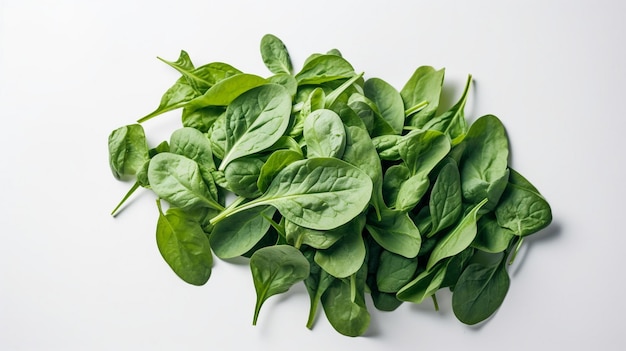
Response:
[219,84,292,170]
[156,204,213,286]
[250,245,310,325]
[254,158,372,230]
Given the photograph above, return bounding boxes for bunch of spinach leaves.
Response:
[108,34,552,336]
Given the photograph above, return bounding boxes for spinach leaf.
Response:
[363,77,404,135]
[257,149,303,193]
[260,34,293,75]
[220,84,292,170]
[108,124,149,180]
[459,114,510,209]
[303,109,347,158]
[365,207,421,258]
[303,248,335,329]
[452,253,510,325]
[321,263,370,337]
[314,214,366,278]
[224,157,264,198]
[147,152,224,211]
[155,200,213,286]
[187,73,268,109]
[212,157,373,231]
[375,250,418,293]
[295,54,355,85]
[250,245,310,325]
[284,219,344,250]
[400,66,445,126]
[426,198,488,270]
[429,159,463,236]
[210,206,276,259]
[495,178,552,237]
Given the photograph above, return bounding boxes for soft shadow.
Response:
[509,220,563,277]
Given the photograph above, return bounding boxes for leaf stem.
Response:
[431,294,440,311]
[508,237,525,265]
[404,100,429,117]
[111,181,140,216]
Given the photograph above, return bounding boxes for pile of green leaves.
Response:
[108,34,552,336]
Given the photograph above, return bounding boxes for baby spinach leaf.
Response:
[210,206,276,259]
[321,264,370,337]
[220,84,292,170]
[421,74,472,142]
[399,129,451,176]
[333,101,386,219]
[250,245,310,325]
[314,214,366,278]
[396,260,448,304]
[257,149,303,193]
[187,73,268,109]
[285,219,344,250]
[495,180,552,237]
[108,124,149,180]
[426,198,488,270]
[460,114,510,209]
[303,248,335,329]
[260,34,293,75]
[400,66,445,127]
[429,159,463,236]
[181,105,224,133]
[365,207,421,258]
[148,153,224,211]
[363,77,404,135]
[169,127,216,171]
[303,109,347,158]
[224,157,264,198]
[295,54,355,85]
[155,200,213,286]
[472,213,516,253]
[452,253,510,325]
[213,158,373,231]
[376,250,418,293]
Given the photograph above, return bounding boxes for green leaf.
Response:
[452,253,510,325]
[376,250,418,293]
[187,73,268,109]
[295,54,355,85]
[108,124,149,180]
[213,158,373,231]
[250,245,310,325]
[321,265,370,337]
[220,84,292,170]
[363,77,404,135]
[314,214,366,278]
[460,114,510,209]
[303,109,347,159]
[365,207,421,258]
[260,34,293,75]
[210,206,276,259]
[495,181,552,237]
[426,198,488,270]
[147,153,224,211]
[400,66,445,127]
[429,159,463,236]
[156,201,213,286]
[257,150,303,193]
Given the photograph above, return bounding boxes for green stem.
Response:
[111,181,140,216]
[208,195,247,225]
[404,100,429,117]
[431,294,439,311]
[306,298,319,329]
[508,237,525,265]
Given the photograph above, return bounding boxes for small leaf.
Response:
[156,201,213,286]
[250,245,310,325]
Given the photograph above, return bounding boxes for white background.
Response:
[1,0,624,350]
